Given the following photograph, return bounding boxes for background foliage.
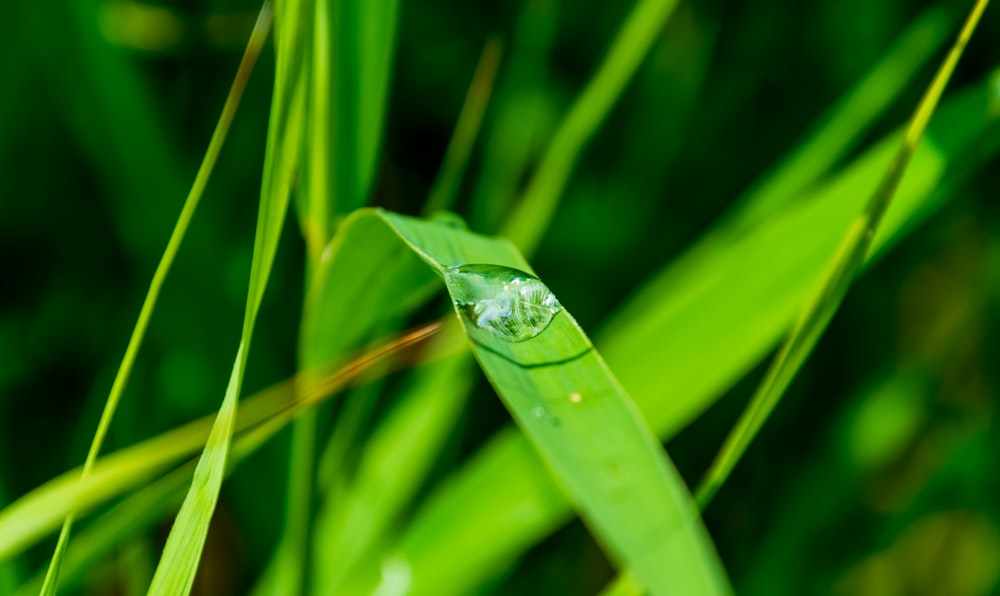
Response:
[2,0,999,593]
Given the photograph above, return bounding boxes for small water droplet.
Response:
[445,264,561,342]
[568,392,582,403]
[530,405,560,426]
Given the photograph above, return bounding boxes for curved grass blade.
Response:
[694,0,991,510]
[358,75,1000,594]
[327,208,730,595]
[502,0,682,255]
[36,7,274,595]
[422,37,504,215]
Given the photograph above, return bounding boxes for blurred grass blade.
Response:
[502,0,681,255]
[470,0,559,232]
[728,4,955,231]
[299,0,399,255]
[17,0,188,259]
[37,6,273,595]
[360,75,1000,594]
[325,208,729,595]
[311,329,473,593]
[695,0,991,510]
[422,37,504,215]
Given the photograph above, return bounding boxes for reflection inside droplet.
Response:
[445,264,561,342]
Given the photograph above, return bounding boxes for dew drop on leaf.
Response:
[445,264,561,342]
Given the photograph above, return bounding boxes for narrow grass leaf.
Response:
[502,0,682,255]
[423,37,504,215]
[37,7,273,595]
[367,75,1000,594]
[694,0,991,509]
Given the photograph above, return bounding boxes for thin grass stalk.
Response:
[38,6,274,594]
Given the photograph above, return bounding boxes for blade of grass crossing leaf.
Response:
[502,0,681,255]
[694,0,991,510]
[423,37,504,215]
[37,6,273,595]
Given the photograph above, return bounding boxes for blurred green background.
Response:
[2,0,1000,593]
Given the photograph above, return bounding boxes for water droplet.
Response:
[530,405,560,426]
[445,264,561,342]
[568,392,582,403]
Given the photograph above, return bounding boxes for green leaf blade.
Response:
[361,209,729,595]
